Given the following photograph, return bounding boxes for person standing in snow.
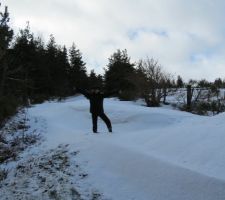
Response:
[76,87,114,133]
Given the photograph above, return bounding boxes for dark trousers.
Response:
[92,113,112,132]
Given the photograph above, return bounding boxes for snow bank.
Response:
[7,95,225,200]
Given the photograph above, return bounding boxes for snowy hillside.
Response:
[1,96,225,200]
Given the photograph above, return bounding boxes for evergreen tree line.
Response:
[0,5,103,124]
[1,4,225,124]
[0,23,95,101]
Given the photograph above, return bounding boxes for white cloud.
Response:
[3,0,225,81]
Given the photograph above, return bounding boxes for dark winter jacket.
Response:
[77,89,114,114]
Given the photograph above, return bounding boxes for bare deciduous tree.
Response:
[135,57,173,107]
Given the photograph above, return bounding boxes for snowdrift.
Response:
[24,96,225,199]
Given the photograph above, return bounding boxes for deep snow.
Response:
[2,95,225,200]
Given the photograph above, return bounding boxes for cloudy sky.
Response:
[3,0,225,80]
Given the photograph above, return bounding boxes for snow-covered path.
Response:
[81,142,225,200]
[28,96,225,200]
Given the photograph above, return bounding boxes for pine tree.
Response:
[0,4,19,124]
[198,79,210,88]
[104,49,136,100]
[0,5,13,56]
[12,23,38,100]
[214,78,222,88]
[88,69,103,89]
[55,46,70,97]
[176,75,184,88]
[0,4,14,96]
[44,34,59,96]
[68,43,88,89]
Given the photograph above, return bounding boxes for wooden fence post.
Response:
[187,85,192,110]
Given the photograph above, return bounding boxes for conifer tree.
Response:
[68,43,88,89]
[55,45,70,97]
[104,49,136,100]
[12,23,38,100]
[45,34,59,96]
[176,75,184,88]
[0,4,13,96]
[88,69,103,89]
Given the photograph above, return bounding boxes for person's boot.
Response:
[93,128,97,133]
[108,127,112,133]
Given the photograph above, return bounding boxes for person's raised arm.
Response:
[76,88,90,99]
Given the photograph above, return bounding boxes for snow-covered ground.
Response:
[1,95,225,200]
